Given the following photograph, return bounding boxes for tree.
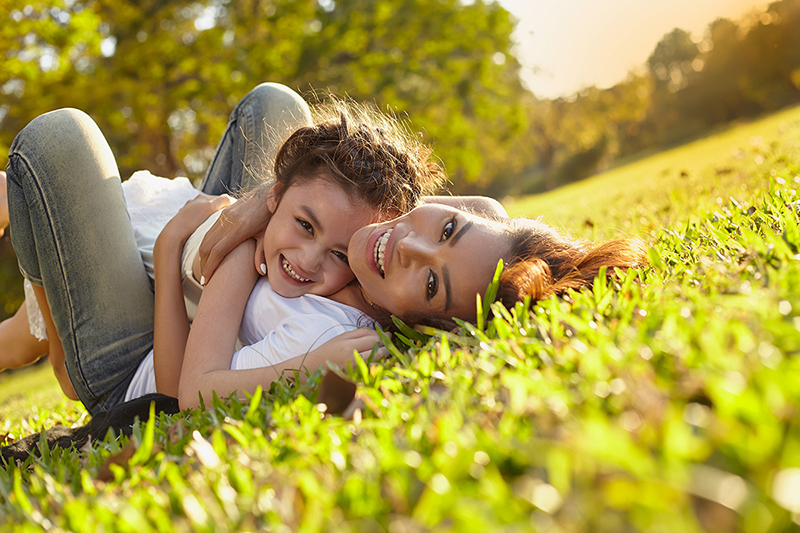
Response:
[645,28,701,144]
[0,0,528,193]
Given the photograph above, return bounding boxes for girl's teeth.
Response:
[282,257,310,282]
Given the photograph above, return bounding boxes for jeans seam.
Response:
[241,104,254,187]
[10,151,94,407]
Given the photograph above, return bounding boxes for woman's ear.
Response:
[266,183,283,213]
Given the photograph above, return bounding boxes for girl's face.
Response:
[262,179,375,298]
[348,204,511,321]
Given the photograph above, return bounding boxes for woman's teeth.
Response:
[282,257,310,282]
[374,229,393,276]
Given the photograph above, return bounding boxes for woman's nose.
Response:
[397,233,433,267]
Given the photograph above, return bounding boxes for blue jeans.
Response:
[200,82,312,195]
[6,82,311,415]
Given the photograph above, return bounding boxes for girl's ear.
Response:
[266,183,283,213]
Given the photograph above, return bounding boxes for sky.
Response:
[497,0,772,98]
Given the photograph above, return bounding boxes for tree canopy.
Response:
[0,0,528,191]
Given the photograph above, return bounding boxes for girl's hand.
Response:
[306,329,389,369]
[158,193,234,250]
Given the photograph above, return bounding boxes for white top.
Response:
[124,277,372,401]
[24,171,201,339]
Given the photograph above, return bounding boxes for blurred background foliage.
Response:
[2,0,800,317]
[0,0,527,190]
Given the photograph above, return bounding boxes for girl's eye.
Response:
[297,218,313,235]
[426,270,438,300]
[332,250,349,264]
[441,218,456,241]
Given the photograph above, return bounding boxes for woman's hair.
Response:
[272,100,446,218]
[496,217,649,306]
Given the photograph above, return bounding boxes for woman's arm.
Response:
[422,195,508,218]
[30,285,77,400]
[198,183,274,282]
[153,194,233,396]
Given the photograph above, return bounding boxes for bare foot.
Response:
[0,171,7,238]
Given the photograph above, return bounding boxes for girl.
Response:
[3,83,444,413]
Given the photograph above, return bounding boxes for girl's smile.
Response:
[262,178,375,298]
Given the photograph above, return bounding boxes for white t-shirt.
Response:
[124,278,373,401]
[23,170,376,401]
[24,171,201,339]
[119,172,375,401]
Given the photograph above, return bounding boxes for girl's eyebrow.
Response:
[300,205,321,229]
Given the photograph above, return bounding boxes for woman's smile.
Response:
[373,228,394,277]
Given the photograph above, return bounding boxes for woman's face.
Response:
[348,204,511,321]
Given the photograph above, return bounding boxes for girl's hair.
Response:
[272,100,445,217]
[495,217,648,306]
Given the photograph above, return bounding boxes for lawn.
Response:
[2,104,800,532]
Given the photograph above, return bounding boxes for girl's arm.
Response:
[178,238,387,409]
[179,266,386,408]
[153,194,232,396]
[178,239,259,408]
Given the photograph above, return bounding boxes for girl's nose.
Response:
[297,245,325,274]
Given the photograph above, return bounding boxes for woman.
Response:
[175,193,646,408]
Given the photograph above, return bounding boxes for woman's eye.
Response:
[441,218,456,241]
[332,250,349,264]
[297,218,313,234]
[426,270,438,300]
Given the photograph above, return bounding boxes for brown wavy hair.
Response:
[496,217,649,306]
[272,100,445,218]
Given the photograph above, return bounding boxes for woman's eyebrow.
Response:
[448,221,472,247]
[443,266,452,312]
[442,221,471,311]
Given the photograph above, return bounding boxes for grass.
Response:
[0,363,87,443]
[3,104,800,531]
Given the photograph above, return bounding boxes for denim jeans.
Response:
[6,82,311,415]
[200,82,312,195]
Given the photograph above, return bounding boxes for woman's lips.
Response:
[374,228,393,277]
[365,231,382,276]
[365,229,392,277]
